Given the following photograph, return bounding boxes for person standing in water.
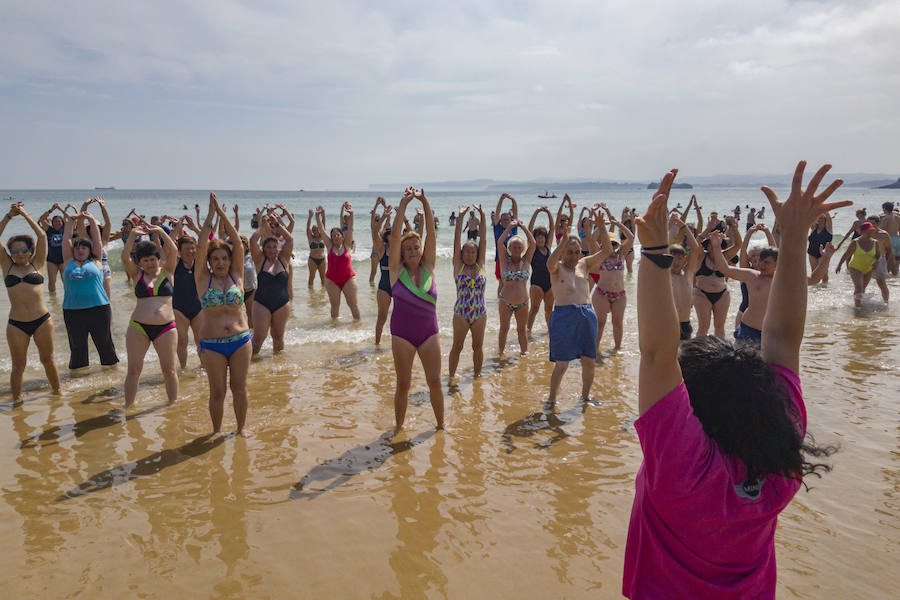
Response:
[624,163,846,599]
[835,221,885,306]
[38,204,67,293]
[388,188,443,433]
[249,214,293,355]
[449,205,487,379]
[306,210,327,287]
[121,225,179,408]
[492,193,519,294]
[879,202,899,275]
[496,220,537,355]
[1,202,61,403]
[667,214,702,340]
[372,205,395,345]
[195,193,252,437]
[527,206,555,333]
[807,213,833,283]
[317,204,360,320]
[368,197,389,285]
[546,210,613,403]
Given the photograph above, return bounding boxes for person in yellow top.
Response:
[835,221,882,306]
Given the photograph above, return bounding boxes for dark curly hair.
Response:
[678,336,836,487]
[6,234,34,253]
[134,241,161,261]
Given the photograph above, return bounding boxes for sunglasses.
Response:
[9,247,31,255]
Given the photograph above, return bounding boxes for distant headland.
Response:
[875,178,900,189]
[648,182,692,189]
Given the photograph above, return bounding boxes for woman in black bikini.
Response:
[527,206,554,332]
[250,214,293,355]
[306,209,326,287]
[693,221,741,337]
[1,202,61,403]
[122,225,180,408]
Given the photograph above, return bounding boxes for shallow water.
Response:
[1,188,899,597]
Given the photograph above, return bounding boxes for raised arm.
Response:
[723,219,742,261]
[636,170,682,415]
[546,234,566,275]
[709,231,755,282]
[0,205,16,268]
[493,194,507,226]
[557,194,574,233]
[275,216,294,261]
[62,213,77,263]
[761,161,847,372]
[315,207,331,252]
[521,219,537,263]
[121,227,143,279]
[739,224,760,267]
[452,205,467,269]
[508,194,518,220]
[277,204,295,233]
[343,203,355,249]
[96,198,112,244]
[195,193,216,278]
[214,198,243,280]
[19,205,48,268]
[232,204,240,233]
[679,195,695,222]
[584,212,614,271]
[389,189,413,271]
[476,204,487,265]
[415,189,436,270]
[612,217,635,253]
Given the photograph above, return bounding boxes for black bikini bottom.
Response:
[9,312,51,336]
[700,288,727,305]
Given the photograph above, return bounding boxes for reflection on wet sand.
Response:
[290,430,434,500]
[18,404,167,449]
[57,433,230,500]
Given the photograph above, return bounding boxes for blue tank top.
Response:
[62,259,110,309]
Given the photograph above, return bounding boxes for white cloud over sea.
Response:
[1,1,898,188]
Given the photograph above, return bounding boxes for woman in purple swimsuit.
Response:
[387,187,444,433]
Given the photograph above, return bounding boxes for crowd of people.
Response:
[2,161,897,596]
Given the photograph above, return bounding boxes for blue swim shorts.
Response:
[549,304,598,362]
[734,321,762,346]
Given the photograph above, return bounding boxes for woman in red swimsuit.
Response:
[315,204,360,320]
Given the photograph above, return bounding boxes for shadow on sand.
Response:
[289,430,434,500]
[56,433,231,501]
[18,404,168,449]
[501,399,594,453]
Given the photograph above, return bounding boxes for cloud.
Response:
[0,1,898,187]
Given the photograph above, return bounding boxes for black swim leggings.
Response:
[63,304,119,369]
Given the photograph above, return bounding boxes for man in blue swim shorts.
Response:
[547,217,615,403]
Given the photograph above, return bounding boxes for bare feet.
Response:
[238,427,254,438]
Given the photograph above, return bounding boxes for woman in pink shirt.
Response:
[625,163,849,599]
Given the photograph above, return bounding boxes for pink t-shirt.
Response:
[623,364,805,599]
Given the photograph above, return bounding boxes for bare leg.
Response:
[324,279,342,318]
[543,289,554,329]
[342,276,361,320]
[449,314,471,379]
[307,258,317,287]
[6,324,30,403]
[513,304,529,354]
[470,315,486,376]
[391,336,417,432]
[174,309,191,368]
[693,289,713,337]
[269,303,290,353]
[375,289,391,345]
[47,262,60,293]
[244,289,255,330]
[711,289,731,338]
[610,294,627,350]
[875,277,889,302]
[317,260,327,285]
[32,318,60,394]
[592,289,611,354]
[251,302,272,355]
[497,300,512,355]
[527,284,543,331]
[417,333,444,429]
[228,341,253,436]
[201,348,228,433]
[548,360,569,403]
[580,356,595,399]
[152,328,179,404]
[124,326,152,408]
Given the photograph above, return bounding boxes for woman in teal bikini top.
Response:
[195,193,253,438]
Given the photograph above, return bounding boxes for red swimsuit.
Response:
[325,247,355,288]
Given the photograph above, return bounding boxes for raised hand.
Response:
[761,161,849,231]
[635,169,678,247]
[820,242,836,258]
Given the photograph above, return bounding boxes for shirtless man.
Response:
[668,215,702,340]
[708,230,774,347]
[880,202,899,274]
[546,212,613,403]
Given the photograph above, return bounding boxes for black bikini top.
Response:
[5,270,44,288]
[695,255,725,278]
[135,271,174,298]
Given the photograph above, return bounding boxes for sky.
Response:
[1,1,898,189]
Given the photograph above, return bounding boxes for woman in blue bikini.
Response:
[195,193,253,437]
[449,204,487,380]
[388,187,443,433]
[122,224,179,408]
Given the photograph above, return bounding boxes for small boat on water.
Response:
[537,191,557,199]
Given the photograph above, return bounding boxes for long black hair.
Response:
[678,336,836,487]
